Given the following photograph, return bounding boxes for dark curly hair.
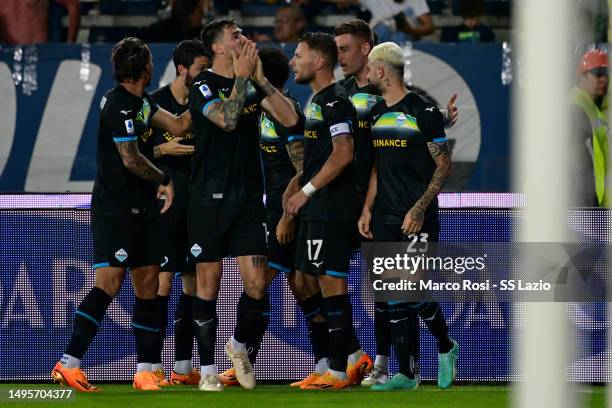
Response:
[111,37,152,83]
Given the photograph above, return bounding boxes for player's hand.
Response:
[402,206,424,235]
[282,179,300,212]
[287,190,309,217]
[446,94,458,127]
[157,180,174,214]
[251,55,267,86]
[276,213,296,245]
[160,137,194,157]
[232,40,257,78]
[358,210,373,239]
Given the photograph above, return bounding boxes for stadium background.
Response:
[0,2,607,387]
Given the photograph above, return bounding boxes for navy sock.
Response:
[65,287,113,359]
[297,292,329,362]
[323,294,353,373]
[388,302,417,379]
[174,293,195,362]
[374,301,391,357]
[246,294,270,365]
[132,297,159,364]
[192,297,217,366]
[154,295,169,365]
[411,301,452,353]
[234,292,267,345]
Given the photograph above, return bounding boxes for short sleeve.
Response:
[190,74,222,117]
[416,104,447,143]
[323,97,355,138]
[103,95,138,143]
[276,99,305,144]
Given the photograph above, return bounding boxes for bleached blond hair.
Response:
[368,42,404,77]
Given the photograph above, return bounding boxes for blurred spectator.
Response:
[0,0,80,44]
[570,49,609,207]
[440,0,495,43]
[361,0,434,44]
[255,5,307,43]
[294,0,364,22]
[140,0,212,43]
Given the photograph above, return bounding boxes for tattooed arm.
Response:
[115,140,166,184]
[204,77,249,132]
[253,57,298,127]
[401,141,451,234]
[285,140,304,172]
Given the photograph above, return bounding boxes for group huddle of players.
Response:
[50,17,460,393]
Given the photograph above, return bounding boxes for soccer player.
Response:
[147,39,209,386]
[285,32,362,390]
[219,45,306,387]
[334,19,458,386]
[51,37,192,392]
[358,42,459,391]
[188,19,298,391]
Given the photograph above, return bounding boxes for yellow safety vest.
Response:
[571,87,609,207]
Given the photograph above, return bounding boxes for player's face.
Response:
[365,59,382,92]
[290,42,316,84]
[185,55,210,87]
[217,25,247,59]
[335,34,367,77]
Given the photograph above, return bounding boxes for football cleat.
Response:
[198,373,224,392]
[290,372,321,388]
[51,362,100,392]
[360,365,388,387]
[438,339,459,389]
[301,372,351,390]
[346,353,373,385]
[219,367,239,387]
[371,373,418,391]
[224,340,256,389]
[153,368,171,386]
[133,371,161,391]
[170,369,201,385]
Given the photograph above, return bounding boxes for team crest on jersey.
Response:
[115,248,128,263]
[305,103,323,121]
[395,113,406,126]
[246,81,257,98]
[191,244,202,257]
[199,84,212,98]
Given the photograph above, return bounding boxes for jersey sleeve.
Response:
[190,74,222,118]
[323,96,355,138]
[102,94,139,143]
[416,103,447,143]
[276,99,305,144]
[144,93,159,118]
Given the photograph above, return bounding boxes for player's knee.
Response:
[243,279,266,299]
[94,269,125,297]
[319,275,348,297]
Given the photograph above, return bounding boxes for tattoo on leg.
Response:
[252,255,267,268]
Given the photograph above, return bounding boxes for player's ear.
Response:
[315,54,326,71]
[362,42,371,57]
[212,42,223,58]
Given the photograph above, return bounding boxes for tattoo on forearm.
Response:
[411,142,451,216]
[252,255,267,268]
[286,140,304,172]
[207,77,248,131]
[260,79,276,97]
[116,141,164,184]
[153,145,162,159]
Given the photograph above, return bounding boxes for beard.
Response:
[369,79,382,94]
[294,71,314,85]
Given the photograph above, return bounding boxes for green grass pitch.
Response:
[0,384,605,408]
